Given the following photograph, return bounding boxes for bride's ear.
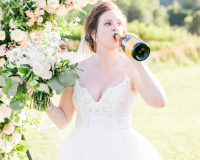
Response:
[90,30,96,40]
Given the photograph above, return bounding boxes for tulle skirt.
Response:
[54,128,163,160]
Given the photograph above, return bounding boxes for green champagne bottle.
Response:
[114,33,150,61]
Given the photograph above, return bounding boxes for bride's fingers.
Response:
[124,33,139,38]
[29,91,33,99]
[27,88,33,94]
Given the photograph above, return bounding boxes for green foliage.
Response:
[188,10,200,35]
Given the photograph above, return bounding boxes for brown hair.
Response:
[83,1,127,53]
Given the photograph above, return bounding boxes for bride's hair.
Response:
[83,1,127,53]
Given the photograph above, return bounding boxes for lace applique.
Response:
[72,75,139,131]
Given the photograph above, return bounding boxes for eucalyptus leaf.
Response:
[18,68,28,75]
[58,69,77,87]
[16,84,24,95]
[16,140,30,153]
[0,76,5,86]
[10,81,19,93]
[55,88,65,95]
[47,76,65,91]
[9,99,23,111]
[14,115,20,123]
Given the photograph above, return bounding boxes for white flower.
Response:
[9,151,19,160]
[0,31,5,40]
[3,123,15,135]
[47,0,60,9]
[9,19,18,29]
[39,0,46,8]
[0,111,5,122]
[32,62,44,76]
[37,17,43,23]
[59,51,75,60]
[11,111,26,126]
[10,29,26,42]
[42,62,51,71]
[30,32,36,39]
[56,5,69,16]
[37,83,50,94]
[3,140,13,153]
[40,71,52,79]
[0,138,4,149]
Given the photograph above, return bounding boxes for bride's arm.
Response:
[46,87,75,129]
[128,58,167,108]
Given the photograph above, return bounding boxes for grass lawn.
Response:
[22,63,200,160]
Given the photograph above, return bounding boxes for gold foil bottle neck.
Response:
[114,33,124,41]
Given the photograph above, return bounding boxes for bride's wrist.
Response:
[45,102,54,113]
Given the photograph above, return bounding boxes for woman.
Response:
[29,2,167,159]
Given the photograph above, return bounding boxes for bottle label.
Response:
[125,38,139,58]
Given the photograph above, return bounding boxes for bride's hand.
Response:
[26,81,33,99]
[124,32,139,38]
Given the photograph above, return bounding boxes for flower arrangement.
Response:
[1,23,80,112]
[0,89,39,159]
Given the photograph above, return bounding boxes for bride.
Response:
[29,1,167,159]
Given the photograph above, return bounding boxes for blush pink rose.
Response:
[46,6,56,13]
[3,123,15,135]
[9,131,21,145]
[0,58,6,67]
[0,44,6,56]
[0,105,12,118]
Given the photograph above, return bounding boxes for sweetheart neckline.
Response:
[75,74,132,103]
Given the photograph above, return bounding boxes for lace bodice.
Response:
[72,73,139,131]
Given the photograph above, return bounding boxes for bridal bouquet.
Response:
[1,24,80,111]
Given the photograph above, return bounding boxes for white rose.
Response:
[32,62,44,76]
[39,0,46,8]
[56,5,69,16]
[47,0,59,9]
[37,83,50,94]
[0,31,5,40]
[42,62,51,71]
[0,138,4,149]
[3,123,15,135]
[10,29,26,42]
[0,105,12,118]
[3,140,13,153]
[40,71,52,79]
[59,51,75,60]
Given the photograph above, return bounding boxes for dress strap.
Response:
[127,62,132,76]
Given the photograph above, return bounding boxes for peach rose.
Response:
[0,58,5,67]
[20,36,31,48]
[3,123,15,135]
[2,157,8,160]
[65,3,74,10]
[89,0,98,5]
[27,18,36,27]
[0,44,7,56]
[0,132,3,138]
[65,0,73,4]
[46,6,56,13]
[25,10,35,19]
[9,131,21,145]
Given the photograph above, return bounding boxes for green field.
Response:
[22,63,200,160]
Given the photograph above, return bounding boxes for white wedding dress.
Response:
[54,62,163,160]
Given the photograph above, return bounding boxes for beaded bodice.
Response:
[72,74,139,131]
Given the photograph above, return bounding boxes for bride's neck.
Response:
[94,49,119,68]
